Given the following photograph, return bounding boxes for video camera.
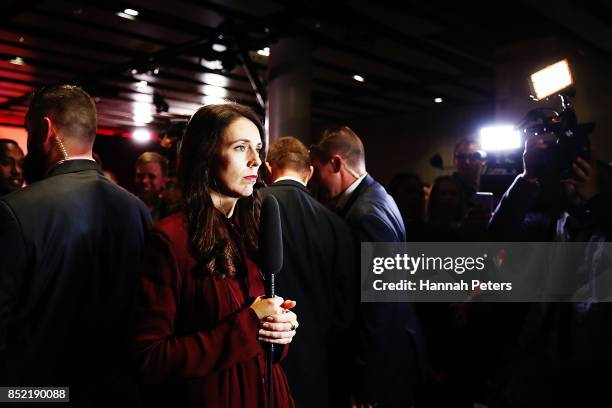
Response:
[517,59,594,180]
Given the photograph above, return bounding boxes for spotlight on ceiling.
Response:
[257,47,270,57]
[136,80,148,91]
[212,43,227,52]
[434,97,443,103]
[116,11,135,20]
[353,74,365,82]
[133,113,153,125]
[9,57,25,65]
[124,8,139,17]
[202,60,223,70]
[133,129,152,143]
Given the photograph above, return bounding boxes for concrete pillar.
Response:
[266,37,312,146]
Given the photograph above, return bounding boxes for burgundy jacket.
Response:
[132,212,293,407]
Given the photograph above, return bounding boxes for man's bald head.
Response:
[310,125,365,173]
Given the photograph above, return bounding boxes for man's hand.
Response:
[569,156,599,201]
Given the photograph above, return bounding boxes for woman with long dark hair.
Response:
[132,103,297,407]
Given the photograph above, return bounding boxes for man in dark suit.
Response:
[259,137,355,407]
[0,85,151,405]
[310,126,421,408]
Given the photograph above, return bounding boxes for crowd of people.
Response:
[0,84,610,407]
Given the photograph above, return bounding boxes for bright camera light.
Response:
[479,126,522,151]
[124,9,139,16]
[353,74,365,82]
[434,97,443,103]
[529,59,573,101]
[133,129,152,143]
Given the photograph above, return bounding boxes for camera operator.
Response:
[487,133,612,407]
[489,132,612,241]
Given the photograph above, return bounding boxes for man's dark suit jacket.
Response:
[0,160,151,405]
[340,174,421,407]
[259,179,355,408]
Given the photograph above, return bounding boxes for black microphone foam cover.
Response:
[260,194,283,278]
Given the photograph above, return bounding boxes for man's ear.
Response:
[304,165,314,184]
[330,155,342,173]
[265,161,273,175]
[42,117,54,145]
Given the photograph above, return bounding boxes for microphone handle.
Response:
[266,273,275,408]
[268,272,275,298]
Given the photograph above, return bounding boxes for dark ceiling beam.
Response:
[313,90,406,114]
[315,49,491,96]
[0,69,258,114]
[183,0,253,21]
[0,0,42,22]
[0,38,116,67]
[311,102,375,118]
[152,71,254,97]
[518,0,610,57]
[104,75,258,105]
[0,47,255,99]
[0,4,302,113]
[312,58,483,104]
[239,44,487,110]
[270,0,494,74]
[374,1,498,56]
[311,110,350,122]
[30,8,173,48]
[2,21,149,59]
[66,0,217,38]
[344,6,494,72]
[313,78,430,108]
[187,1,495,104]
[0,39,255,99]
[301,28,493,99]
[0,63,259,123]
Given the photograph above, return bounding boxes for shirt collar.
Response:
[273,175,307,186]
[336,172,368,210]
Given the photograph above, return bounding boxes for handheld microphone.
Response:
[261,194,283,297]
[260,194,283,408]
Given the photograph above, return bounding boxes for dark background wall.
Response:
[312,103,494,187]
